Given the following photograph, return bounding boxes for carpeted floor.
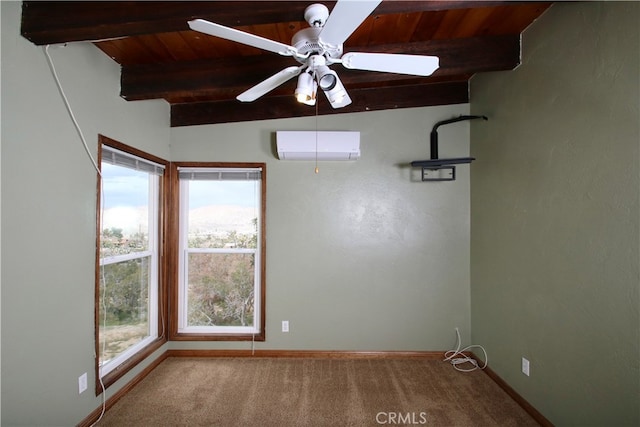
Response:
[96,357,539,426]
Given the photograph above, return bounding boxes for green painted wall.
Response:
[169,105,473,353]
[2,1,473,424]
[470,2,639,425]
[9,1,636,425]
[1,2,170,425]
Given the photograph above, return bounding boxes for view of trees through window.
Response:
[99,229,151,363]
[96,148,265,389]
[98,159,158,369]
[187,250,255,327]
[180,173,261,332]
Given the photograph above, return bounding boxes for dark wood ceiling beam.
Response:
[122,34,519,101]
[165,74,474,105]
[170,81,469,127]
[21,1,523,45]
[122,55,293,101]
[21,1,319,44]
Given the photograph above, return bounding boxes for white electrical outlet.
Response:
[522,357,530,376]
[282,320,289,332]
[78,372,88,394]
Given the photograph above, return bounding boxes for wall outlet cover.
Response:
[522,357,530,376]
[78,372,88,394]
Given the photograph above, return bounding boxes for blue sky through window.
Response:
[188,180,257,209]
[102,163,258,210]
[101,163,148,209]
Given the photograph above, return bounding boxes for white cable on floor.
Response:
[443,327,488,372]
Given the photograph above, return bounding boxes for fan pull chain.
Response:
[315,95,319,174]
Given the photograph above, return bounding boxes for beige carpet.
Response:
[96,357,539,426]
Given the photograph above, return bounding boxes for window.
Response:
[172,163,266,340]
[95,136,167,391]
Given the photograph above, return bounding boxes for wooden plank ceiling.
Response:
[21,1,551,126]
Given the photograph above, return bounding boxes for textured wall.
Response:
[1,2,170,425]
[170,104,473,353]
[2,1,476,424]
[470,2,639,425]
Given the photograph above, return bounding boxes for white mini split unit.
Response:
[276,131,360,160]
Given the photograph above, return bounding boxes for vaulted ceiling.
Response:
[21,1,551,126]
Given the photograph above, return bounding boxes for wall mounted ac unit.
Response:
[276,131,360,160]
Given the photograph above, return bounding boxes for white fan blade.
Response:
[188,19,298,57]
[319,0,382,47]
[341,52,440,76]
[237,66,303,102]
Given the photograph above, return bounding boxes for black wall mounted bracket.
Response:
[411,115,488,181]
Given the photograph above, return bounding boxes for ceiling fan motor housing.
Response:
[292,27,343,62]
[292,28,323,56]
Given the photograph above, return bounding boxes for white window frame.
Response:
[98,146,162,378]
[177,166,262,335]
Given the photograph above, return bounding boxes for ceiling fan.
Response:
[188,0,439,108]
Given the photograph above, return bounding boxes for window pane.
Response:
[98,153,160,378]
[101,163,151,257]
[177,165,264,336]
[187,180,258,249]
[187,252,255,327]
[99,256,151,365]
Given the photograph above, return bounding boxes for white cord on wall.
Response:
[43,45,101,175]
[251,331,255,356]
[43,44,108,425]
[444,327,488,372]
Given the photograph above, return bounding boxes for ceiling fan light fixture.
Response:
[326,87,351,108]
[322,74,350,107]
[316,65,336,91]
[295,72,317,105]
[314,64,350,108]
